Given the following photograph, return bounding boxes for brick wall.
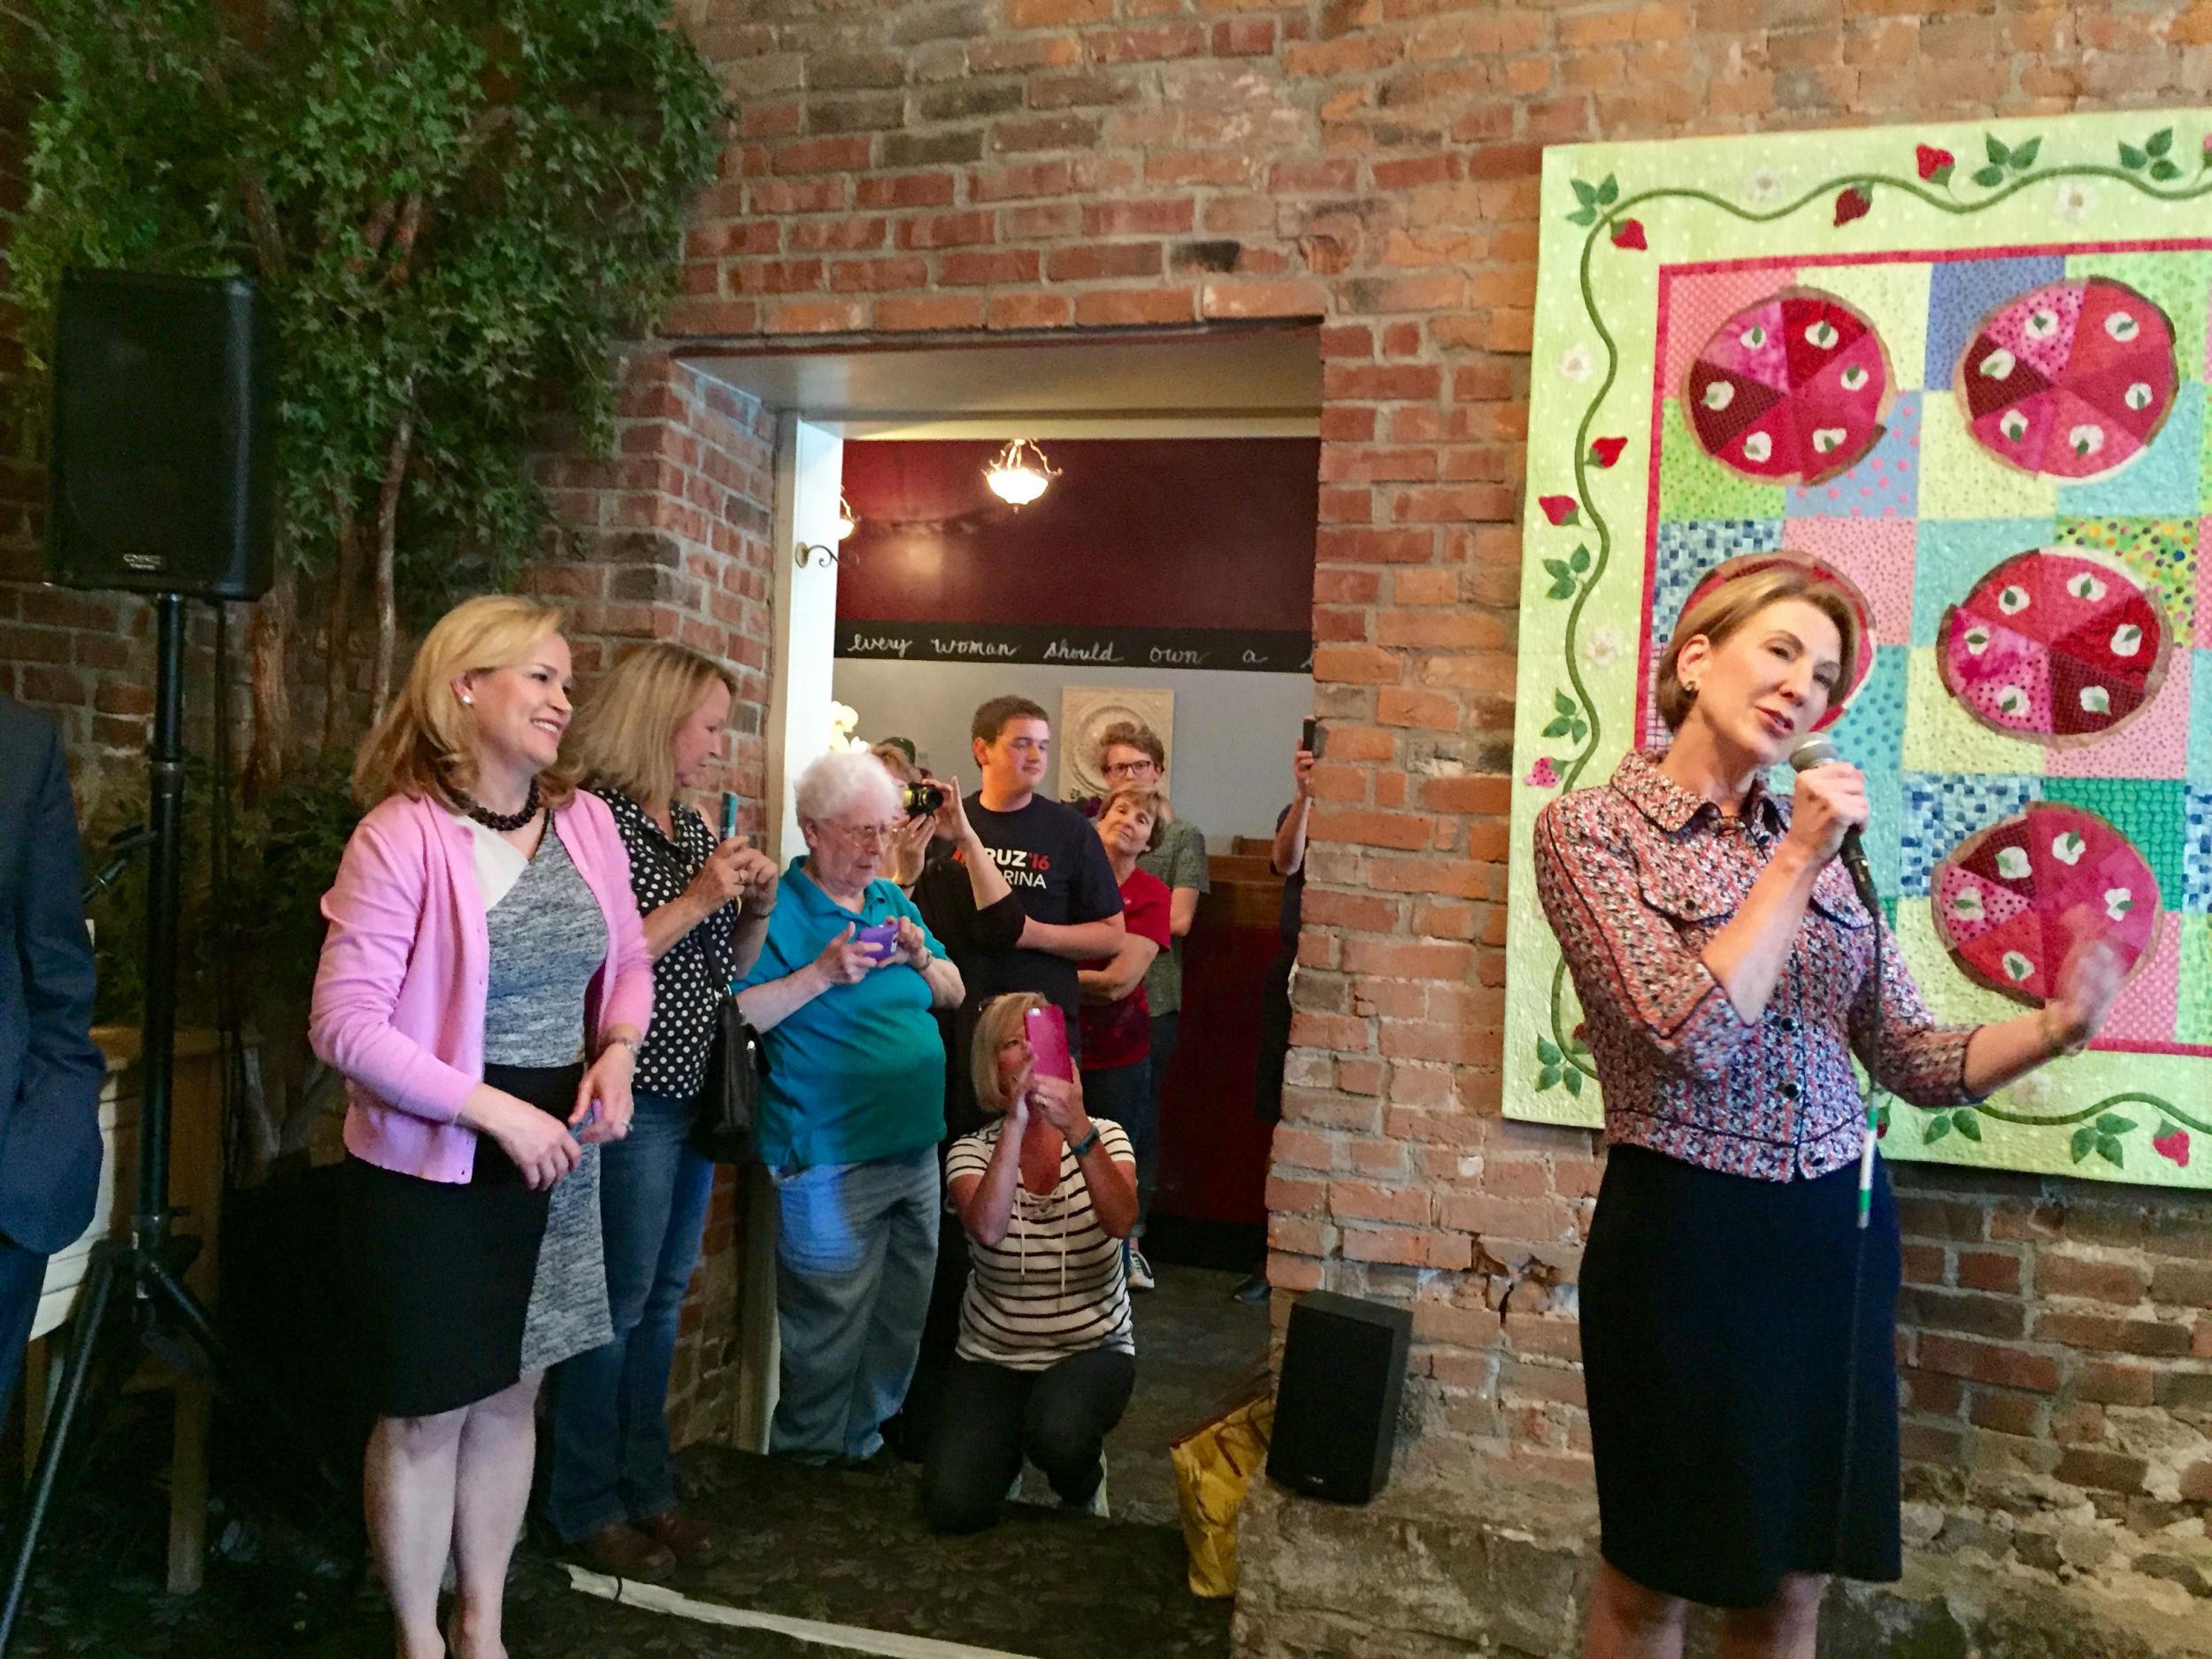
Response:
[656,0,2212,1594]
[527,348,780,1446]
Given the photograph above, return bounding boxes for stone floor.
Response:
[8,1263,1269,1658]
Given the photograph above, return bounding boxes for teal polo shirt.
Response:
[734,859,948,1171]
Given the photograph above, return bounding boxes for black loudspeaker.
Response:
[48,268,273,600]
[1266,1289,1412,1503]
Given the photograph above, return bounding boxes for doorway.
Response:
[682,323,1320,1557]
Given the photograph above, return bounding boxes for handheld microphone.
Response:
[1788,733,1881,921]
[1788,732,1884,1232]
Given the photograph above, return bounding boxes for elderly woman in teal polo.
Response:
[734,749,964,1463]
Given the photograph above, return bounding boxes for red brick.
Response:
[1044,241,1164,280]
[894,211,996,250]
[1070,288,1195,326]
[1915,1335,2062,1394]
[937,249,1041,286]
[872,294,986,331]
[2037,1253,2151,1305]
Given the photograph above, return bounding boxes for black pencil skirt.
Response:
[1578,1144,1902,1609]
[341,1062,580,1419]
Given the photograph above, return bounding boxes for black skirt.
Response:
[342,1062,580,1418]
[1578,1143,1901,1609]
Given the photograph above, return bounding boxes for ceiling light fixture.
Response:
[983,437,1058,507]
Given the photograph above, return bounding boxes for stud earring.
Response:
[460,693,474,706]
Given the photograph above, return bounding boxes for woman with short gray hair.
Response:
[733,749,965,1463]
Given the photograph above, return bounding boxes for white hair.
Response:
[795,749,902,824]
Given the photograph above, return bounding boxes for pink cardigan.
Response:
[309,789,654,1184]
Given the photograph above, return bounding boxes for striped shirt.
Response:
[946,1118,1136,1371]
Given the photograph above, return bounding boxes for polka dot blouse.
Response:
[591,787,739,1102]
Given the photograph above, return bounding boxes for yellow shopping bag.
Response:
[1168,1375,1275,1599]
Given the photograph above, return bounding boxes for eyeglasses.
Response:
[820,819,900,848]
[1101,759,1156,778]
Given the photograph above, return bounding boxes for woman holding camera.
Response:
[921,992,1138,1534]
[311,596,651,1659]
[1534,564,2121,1658]
[733,750,964,1463]
[543,641,778,1578]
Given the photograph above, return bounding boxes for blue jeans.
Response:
[545,1090,715,1541]
[1081,1059,1156,1228]
[770,1145,940,1463]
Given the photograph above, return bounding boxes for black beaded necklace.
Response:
[459,776,541,833]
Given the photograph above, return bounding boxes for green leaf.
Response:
[1536,1065,1561,1091]
[2151,157,2182,182]
[1596,174,1618,205]
[1544,558,1572,580]
[1572,178,1599,206]
[2096,1135,2124,1167]
[2147,126,2173,157]
[1563,1066,1584,1097]
[2096,1114,2137,1137]
[1555,690,1578,716]
[1567,205,1598,227]
[1548,578,1577,600]
[1953,1110,1983,1141]
[2010,137,2040,169]
[1568,544,1591,573]
[1542,717,1572,737]
[1972,165,2006,187]
[2120,142,2147,170]
[1985,134,2010,165]
[2071,1125,2097,1163]
[1536,1037,1562,1065]
[1925,1114,1952,1144]
[1568,719,1587,743]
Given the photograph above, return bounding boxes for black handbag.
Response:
[627,806,768,1163]
[691,993,766,1164]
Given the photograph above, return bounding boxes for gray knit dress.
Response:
[480,820,615,1375]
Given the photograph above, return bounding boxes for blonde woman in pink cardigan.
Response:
[311,595,652,1659]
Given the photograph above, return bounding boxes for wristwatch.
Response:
[1068,1125,1101,1159]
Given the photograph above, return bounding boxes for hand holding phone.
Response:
[1301,717,1325,759]
[720,791,740,841]
[1023,1004,1074,1083]
[854,919,902,961]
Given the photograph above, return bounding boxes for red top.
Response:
[1532,749,1978,1182]
[1079,867,1173,1071]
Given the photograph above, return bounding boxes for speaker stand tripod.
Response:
[0,594,336,1656]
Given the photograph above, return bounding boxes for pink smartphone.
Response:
[1023,1004,1073,1082]
[855,919,901,960]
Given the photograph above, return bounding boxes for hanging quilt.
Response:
[1507,112,2212,1189]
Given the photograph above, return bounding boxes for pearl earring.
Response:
[460,693,474,706]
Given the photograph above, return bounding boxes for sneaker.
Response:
[1231,1271,1270,1305]
[1126,1246,1156,1293]
[1067,1456,1110,1519]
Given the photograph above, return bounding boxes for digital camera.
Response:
[902,780,947,818]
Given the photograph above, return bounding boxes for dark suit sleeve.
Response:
[11,719,106,1246]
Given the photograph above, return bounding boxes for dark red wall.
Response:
[836,438,1318,631]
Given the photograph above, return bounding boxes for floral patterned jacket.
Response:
[1532,749,1979,1181]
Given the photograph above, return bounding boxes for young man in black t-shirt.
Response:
[918,696,1124,1094]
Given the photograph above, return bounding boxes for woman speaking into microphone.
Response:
[1532,563,2123,1659]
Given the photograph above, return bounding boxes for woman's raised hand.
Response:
[1026,1072,1089,1144]
[2045,912,2124,1055]
[1783,761,1868,868]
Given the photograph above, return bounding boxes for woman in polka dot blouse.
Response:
[545,643,779,1580]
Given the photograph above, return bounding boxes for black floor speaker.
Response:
[47,268,273,600]
[1266,1289,1411,1504]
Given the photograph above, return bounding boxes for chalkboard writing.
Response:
[836,621,1314,674]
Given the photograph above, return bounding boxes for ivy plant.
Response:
[4,0,726,789]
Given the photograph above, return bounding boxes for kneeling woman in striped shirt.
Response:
[921,992,1139,1532]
